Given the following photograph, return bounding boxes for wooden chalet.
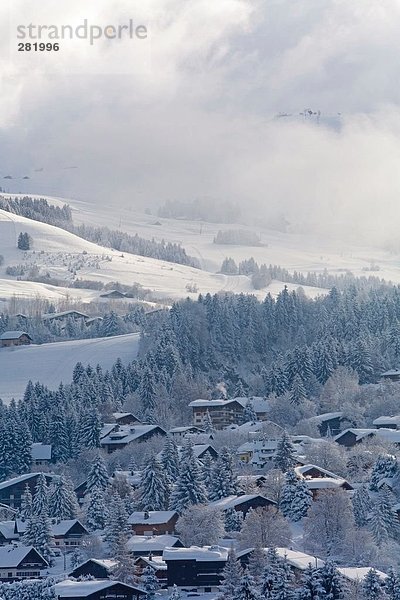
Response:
[128,511,178,536]
[0,545,48,582]
[209,494,276,516]
[0,331,32,347]
[0,473,57,510]
[68,558,118,580]
[100,424,167,453]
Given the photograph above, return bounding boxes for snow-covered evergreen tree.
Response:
[169,584,182,600]
[105,493,131,554]
[273,433,296,472]
[289,374,307,405]
[140,566,159,600]
[23,513,54,564]
[225,507,243,533]
[209,447,238,500]
[32,473,49,516]
[160,436,180,482]
[86,454,109,493]
[86,485,107,531]
[319,560,348,599]
[20,483,33,519]
[48,476,79,520]
[370,455,398,491]
[70,546,87,569]
[139,456,171,511]
[296,565,324,600]
[280,469,297,517]
[369,488,400,546]
[385,568,400,600]
[204,409,215,434]
[243,400,257,424]
[217,548,243,600]
[169,442,207,513]
[79,409,102,449]
[362,568,385,600]
[290,478,312,521]
[236,570,261,600]
[352,484,372,527]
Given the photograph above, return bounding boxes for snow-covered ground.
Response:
[0,206,327,305]
[0,333,140,404]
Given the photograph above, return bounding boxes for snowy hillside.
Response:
[0,205,326,305]
[0,333,140,404]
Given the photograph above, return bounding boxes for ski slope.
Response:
[0,206,326,305]
[0,333,140,404]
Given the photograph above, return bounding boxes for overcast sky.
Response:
[2,0,400,244]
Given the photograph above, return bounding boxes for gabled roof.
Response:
[189,398,244,408]
[209,494,276,510]
[338,567,387,581]
[163,545,229,562]
[128,510,178,525]
[69,558,118,576]
[335,428,400,444]
[275,548,324,571]
[373,415,400,427]
[0,330,31,340]
[0,545,48,568]
[15,518,87,536]
[0,472,56,491]
[294,464,343,480]
[0,520,18,541]
[101,424,166,446]
[382,369,400,376]
[42,310,88,320]
[55,579,145,597]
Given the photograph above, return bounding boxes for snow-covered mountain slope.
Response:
[58,196,400,283]
[0,333,140,404]
[0,207,326,304]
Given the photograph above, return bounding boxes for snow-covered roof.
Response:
[382,369,400,377]
[0,472,56,490]
[0,520,18,540]
[0,545,47,567]
[31,443,52,461]
[0,330,30,340]
[306,412,343,423]
[70,558,118,574]
[100,423,118,439]
[101,424,166,446]
[303,478,351,490]
[16,518,86,536]
[295,464,343,480]
[334,428,376,442]
[55,579,144,597]
[42,310,88,320]
[275,548,324,571]
[338,567,387,581]
[128,511,177,525]
[126,535,181,553]
[234,397,270,413]
[163,545,229,562]
[373,415,400,427]
[113,412,140,421]
[169,426,205,434]
[209,494,275,510]
[336,428,400,444]
[135,555,167,570]
[189,398,243,408]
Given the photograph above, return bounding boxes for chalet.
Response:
[69,558,118,580]
[163,546,252,591]
[100,424,167,453]
[15,519,88,549]
[169,426,205,439]
[86,317,103,327]
[134,555,167,585]
[113,412,142,426]
[373,415,400,430]
[0,545,48,582]
[128,511,178,536]
[237,435,313,468]
[294,464,354,497]
[0,473,57,510]
[55,579,146,600]
[235,397,270,421]
[189,399,245,429]
[0,331,32,347]
[274,548,324,579]
[381,369,400,382]
[126,535,184,557]
[42,310,89,324]
[100,289,127,299]
[334,428,400,448]
[31,443,52,467]
[302,412,345,437]
[209,494,276,516]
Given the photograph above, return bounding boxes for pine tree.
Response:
[280,470,297,517]
[217,548,243,600]
[139,368,157,413]
[86,454,109,493]
[140,565,159,600]
[105,493,131,554]
[70,546,87,569]
[169,584,182,600]
[370,455,398,491]
[48,476,79,520]
[297,565,324,600]
[169,442,207,513]
[290,478,312,521]
[80,409,102,449]
[243,400,257,424]
[385,568,400,600]
[160,436,180,482]
[369,488,400,546]
[236,570,260,600]
[204,409,215,434]
[20,483,33,519]
[139,456,171,510]
[362,569,385,600]
[32,473,49,517]
[319,560,347,599]
[23,513,54,564]
[209,447,238,500]
[225,508,243,533]
[273,433,296,472]
[352,484,372,527]
[86,485,107,531]
[261,548,292,600]
[289,374,307,405]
